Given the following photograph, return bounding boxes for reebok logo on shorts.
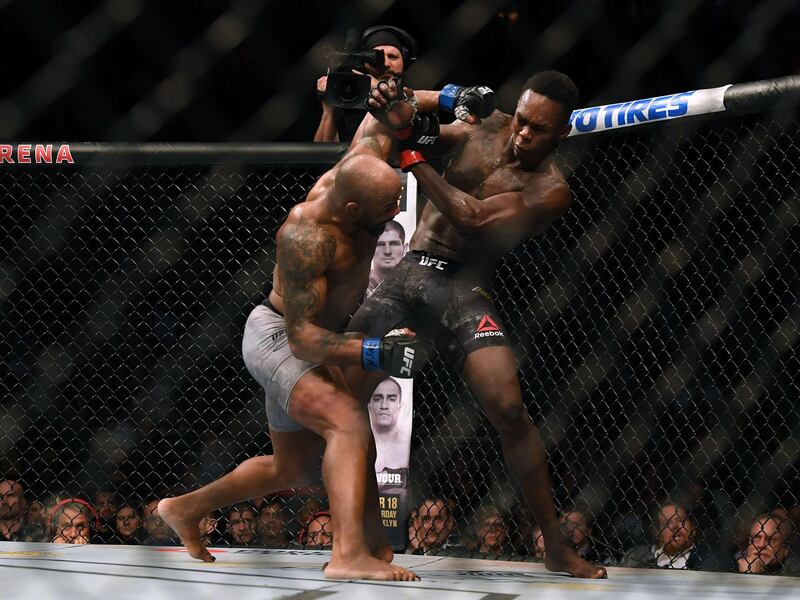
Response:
[474,315,504,339]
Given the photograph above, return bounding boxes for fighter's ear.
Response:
[344,201,360,218]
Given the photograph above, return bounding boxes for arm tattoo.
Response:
[278,222,336,337]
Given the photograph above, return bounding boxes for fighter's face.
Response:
[364,44,404,80]
[511,91,570,166]
[360,190,402,236]
[369,379,402,429]
[373,228,404,270]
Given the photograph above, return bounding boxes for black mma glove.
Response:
[361,330,429,378]
[439,84,497,121]
[395,112,440,149]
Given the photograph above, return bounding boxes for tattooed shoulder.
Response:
[278,222,337,287]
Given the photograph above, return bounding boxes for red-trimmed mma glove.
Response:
[397,149,426,172]
[395,112,440,172]
[361,330,429,378]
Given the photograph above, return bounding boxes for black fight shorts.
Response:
[346,251,511,372]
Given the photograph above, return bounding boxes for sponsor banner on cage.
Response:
[0,143,74,164]
[567,85,731,136]
[367,171,417,548]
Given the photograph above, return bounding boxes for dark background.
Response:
[2,0,799,143]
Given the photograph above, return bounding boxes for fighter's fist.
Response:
[439,84,496,123]
[361,330,429,378]
[367,78,417,130]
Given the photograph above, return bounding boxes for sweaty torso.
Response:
[410,112,562,266]
[269,171,376,331]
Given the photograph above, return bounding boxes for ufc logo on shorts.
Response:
[400,346,415,377]
[416,135,437,145]
[419,255,448,270]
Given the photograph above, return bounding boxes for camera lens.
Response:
[337,80,359,103]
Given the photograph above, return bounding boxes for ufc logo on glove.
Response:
[400,346,416,377]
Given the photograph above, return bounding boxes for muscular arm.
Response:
[410,162,572,237]
[277,222,362,365]
[313,106,339,142]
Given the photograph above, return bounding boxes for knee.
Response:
[484,396,529,437]
[276,460,317,488]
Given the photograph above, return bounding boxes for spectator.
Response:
[619,503,719,570]
[51,501,94,544]
[471,506,509,555]
[295,496,324,534]
[225,503,258,546]
[257,500,289,548]
[736,513,800,575]
[508,505,536,556]
[314,25,417,143]
[367,221,407,297]
[198,513,220,547]
[141,499,177,546]
[115,504,144,544]
[0,479,27,541]
[92,490,120,543]
[560,509,611,565]
[40,490,71,540]
[301,511,333,549]
[18,499,49,542]
[406,497,456,555]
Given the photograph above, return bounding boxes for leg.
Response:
[159,427,323,562]
[341,364,397,562]
[462,346,607,579]
[364,434,393,563]
[288,368,417,581]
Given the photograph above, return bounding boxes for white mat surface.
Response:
[2,541,798,599]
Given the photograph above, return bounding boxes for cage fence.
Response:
[1,106,798,570]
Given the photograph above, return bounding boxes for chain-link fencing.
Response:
[1,106,798,570]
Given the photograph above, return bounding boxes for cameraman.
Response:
[314,26,416,143]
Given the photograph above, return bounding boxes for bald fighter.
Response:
[345,72,607,578]
[159,151,426,581]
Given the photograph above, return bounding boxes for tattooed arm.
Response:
[277,221,363,365]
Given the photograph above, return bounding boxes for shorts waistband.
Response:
[262,296,284,316]
[408,250,463,277]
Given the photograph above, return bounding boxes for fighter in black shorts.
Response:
[349,250,509,372]
[344,74,607,578]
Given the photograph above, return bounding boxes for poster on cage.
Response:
[367,170,416,549]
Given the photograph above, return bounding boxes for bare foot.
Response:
[157,498,215,563]
[324,554,419,581]
[544,541,607,579]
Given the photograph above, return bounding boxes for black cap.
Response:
[361,29,404,51]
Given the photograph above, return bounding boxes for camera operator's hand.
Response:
[367,78,416,130]
[316,76,329,106]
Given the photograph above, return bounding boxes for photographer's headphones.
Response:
[360,25,418,68]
